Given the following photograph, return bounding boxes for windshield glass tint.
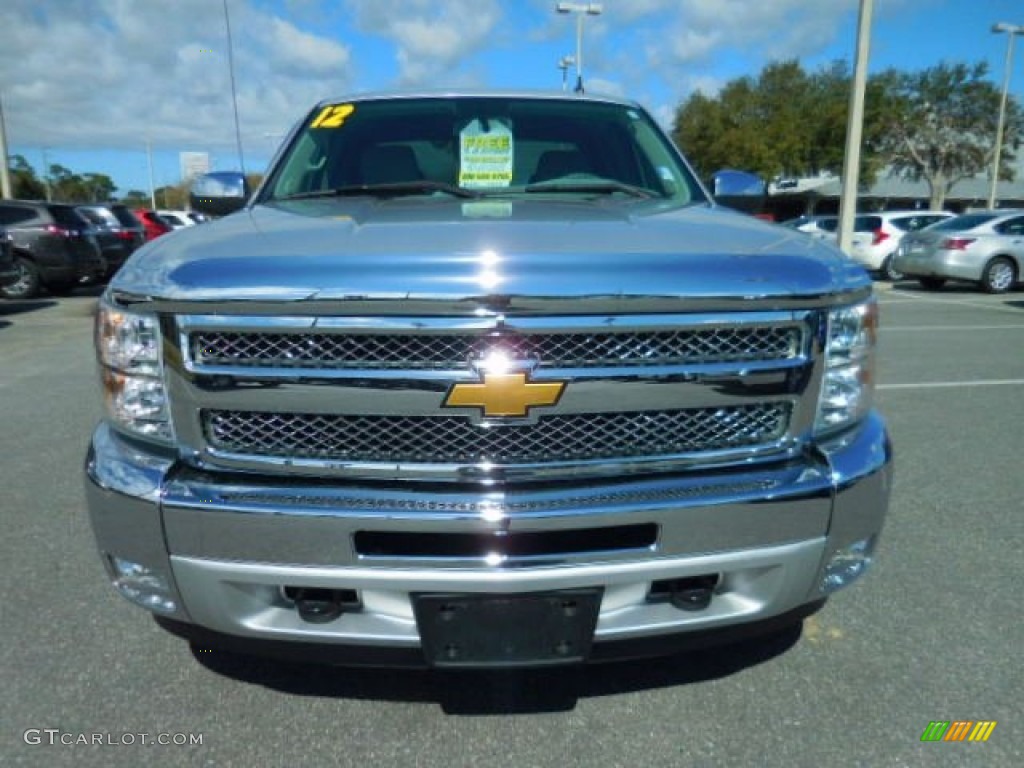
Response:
[262,97,703,204]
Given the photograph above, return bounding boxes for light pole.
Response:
[0,92,12,199]
[223,0,246,174]
[988,22,1023,210]
[146,138,157,209]
[558,55,575,92]
[41,146,51,202]
[556,3,602,93]
[837,0,874,255]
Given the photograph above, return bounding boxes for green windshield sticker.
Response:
[310,103,355,129]
[459,118,514,188]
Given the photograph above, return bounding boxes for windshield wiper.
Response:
[277,181,481,201]
[524,179,657,198]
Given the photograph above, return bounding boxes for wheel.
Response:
[980,257,1016,294]
[918,276,946,290]
[880,254,903,282]
[0,256,42,299]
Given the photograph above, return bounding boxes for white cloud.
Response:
[584,78,626,98]
[346,0,502,86]
[259,18,350,75]
[0,0,353,159]
[667,0,859,64]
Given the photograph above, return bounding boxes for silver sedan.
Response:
[893,210,1024,293]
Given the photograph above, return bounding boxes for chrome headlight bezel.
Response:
[815,298,878,437]
[95,299,174,443]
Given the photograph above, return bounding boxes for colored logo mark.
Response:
[443,372,565,418]
[920,721,997,742]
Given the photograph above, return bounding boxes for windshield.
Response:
[260,96,704,205]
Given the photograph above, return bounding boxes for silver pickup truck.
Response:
[85,91,891,668]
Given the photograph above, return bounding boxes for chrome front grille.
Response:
[203,404,792,464]
[191,326,801,370]
[171,311,819,480]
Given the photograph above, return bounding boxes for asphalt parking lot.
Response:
[1,282,1021,768]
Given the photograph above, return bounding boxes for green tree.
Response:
[877,61,1023,209]
[81,173,118,203]
[8,154,46,199]
[671,59,893,187]
[47,163,80,201]
[119,189,150,207]
[154,182,193,209]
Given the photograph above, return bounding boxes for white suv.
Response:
[157,210,208,228]
[847,210,953,280]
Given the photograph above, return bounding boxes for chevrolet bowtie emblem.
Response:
[443,372,566,418]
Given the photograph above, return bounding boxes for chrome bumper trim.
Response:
[169,538,827,646]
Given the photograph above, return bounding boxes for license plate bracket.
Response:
[412,588,603,668]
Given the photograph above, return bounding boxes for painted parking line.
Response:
[886,290,1024,314]
[878,379,1024,391]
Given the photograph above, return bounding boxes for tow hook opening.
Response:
[649,574,719,612]
[282,586,361,624]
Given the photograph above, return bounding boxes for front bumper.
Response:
[85,413,891,665]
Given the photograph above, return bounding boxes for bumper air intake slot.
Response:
[354,524,658,560]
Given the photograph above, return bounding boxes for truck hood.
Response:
[112,198,870,313]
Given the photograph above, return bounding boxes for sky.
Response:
[3,0,1024,197]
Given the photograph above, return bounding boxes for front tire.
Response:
[980,257,1016,294]
[918,276,946,290]
[0,256,42,299]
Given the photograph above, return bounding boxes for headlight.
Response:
[815,298,877,436]
[95,300,173,442]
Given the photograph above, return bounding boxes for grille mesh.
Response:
[204,404,791,464]
[191,326,800,370]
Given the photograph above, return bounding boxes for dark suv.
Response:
[76,204,145,278]
[0,200,106,299]
[0,227,16,289]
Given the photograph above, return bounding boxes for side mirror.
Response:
[189,172,250,217]
[710,169,766,215]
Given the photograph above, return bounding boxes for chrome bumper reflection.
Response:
[84,412,890,648]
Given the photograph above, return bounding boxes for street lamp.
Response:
[988,22,1024,210]
[556,3,602,93]
[41,146,52,202]
[837,0,874,254]
[0,92,12,199]
[223,0,246,174]
[558,55,575,92]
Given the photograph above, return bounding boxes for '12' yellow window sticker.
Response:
[310,103,355,129]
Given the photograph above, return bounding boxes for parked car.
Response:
[893,210,1024,293]
[106,204,147,248]
[846,211,954,280]
[780,214,838,241]
[156,210,192,229]
[0,200,105,299]
[157,209,206,228]
[75,204,144,278]
[0,227,17,289]
[134,209,173,241]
